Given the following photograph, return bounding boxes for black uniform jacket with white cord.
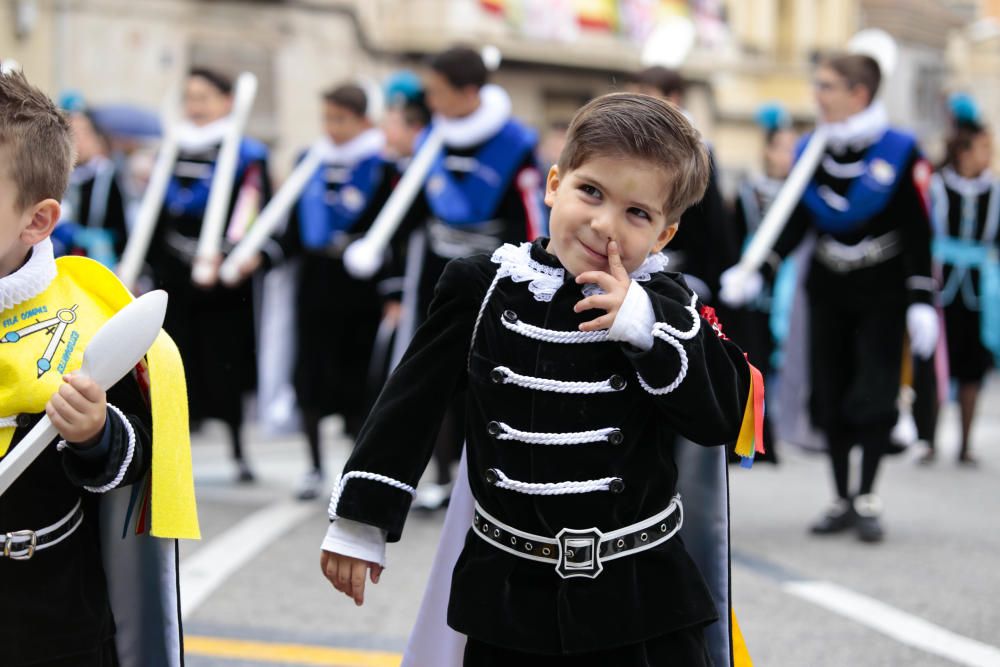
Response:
[0,376,152,665]
[332,238,752,654]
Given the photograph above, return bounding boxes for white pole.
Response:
[218,145,325,285]
[736,127,828,275]
[117,129,180,288]
[343,128,445,279]
[191,72,258,286]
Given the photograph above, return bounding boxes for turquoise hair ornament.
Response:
[58,90,86,113]
[948,93,981,126]
[384,71,423,106]
[754,103,790,133]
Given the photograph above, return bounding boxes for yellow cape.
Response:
[0,256,199,539]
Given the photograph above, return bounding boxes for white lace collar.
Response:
[490,242,669,302]
[941,166,995,198]
[822,102,890,154]
[433,84,511,149]
[175,116,233,152]
[0,238,57,312]
[312,128,385,167]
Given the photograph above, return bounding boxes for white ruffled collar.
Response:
[0,238,57,312]
[433,84,511,149]
[941,166,995,198]
[312,128,385,167]
[175,116,232,152]
[490,241,669,302]
[822,102,890,154]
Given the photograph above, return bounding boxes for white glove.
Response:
[906,303,938,360]
[719,266,764,307]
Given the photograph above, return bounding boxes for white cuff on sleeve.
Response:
[607,280,655,351]
[321,518,389,567]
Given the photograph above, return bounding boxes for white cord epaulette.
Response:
[490,366,624,394]
[637,293,700,396]
[56,403,136,494]
[488,468,621,495]
[0,416,17,429]
[491,421,619,445]
[328,471,417,520]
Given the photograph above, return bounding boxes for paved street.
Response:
[181,378,1000,667]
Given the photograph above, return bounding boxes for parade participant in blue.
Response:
[53,103,129,268]
[148,67,271,483]
[0,67,198,667]
[628,66,737,303]
[391,46,543,511]
[320,93,762,667]
[927,93,999,466]
[259,83,395,500]
[723,103,798,464]
[721,53,937,542]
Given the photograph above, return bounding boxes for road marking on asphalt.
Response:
[734,552,1000,667]
[180,500,315,618]
[783,580,1000,667]
[185,635,401,666]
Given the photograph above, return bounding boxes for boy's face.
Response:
[423,71,479,119]
[544,156,677,277]
[0,151,59,277]
[381,107,420,158]
[71,113,104,165]
[183,76,233,127]
[323,101,370,146]
[813,66,869,124]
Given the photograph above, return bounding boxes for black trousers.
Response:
[26,638,118,667]
[463,626,712,667]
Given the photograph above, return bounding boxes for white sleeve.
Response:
[321,518,389,567]
[607,280,656,351]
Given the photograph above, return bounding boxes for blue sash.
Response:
[934,236,1000,359]
[422,120,537,225]
[798,129,915,233]
[297,153,386,250]
[163,138,268,220]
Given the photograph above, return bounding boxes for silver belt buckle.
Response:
[555,527,604,579]
[4,529,37,560]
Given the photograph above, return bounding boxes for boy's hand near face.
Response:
[573,240,631,331]
[45,374,107,447]
[321,550,383,606]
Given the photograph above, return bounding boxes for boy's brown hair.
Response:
[558,93,709,222]
[0,68,74,211]
[820,53,881,105]
[323,83,368,118]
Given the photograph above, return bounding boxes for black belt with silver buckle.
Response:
[472,496,683,580]
[2,499,84,561]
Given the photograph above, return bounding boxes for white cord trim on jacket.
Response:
[491,421,619,445]
[328,471,417,520]
[490,366,624,394]
[501,315,609,344]
[636,330,690,396]
[56,403,136,494]
[488,468,621,495]
[468,271,504,369]
[651,293,701,340]
[0,416,17,429]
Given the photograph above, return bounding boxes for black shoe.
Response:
[236,460,256,484]
[854,494,884,543]
[809,499,856,535]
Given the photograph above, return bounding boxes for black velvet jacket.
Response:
[0,375,152,665]
[333,238,751,654]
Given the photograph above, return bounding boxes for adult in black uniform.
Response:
[722,54,937,542]
[148,68,272,482]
